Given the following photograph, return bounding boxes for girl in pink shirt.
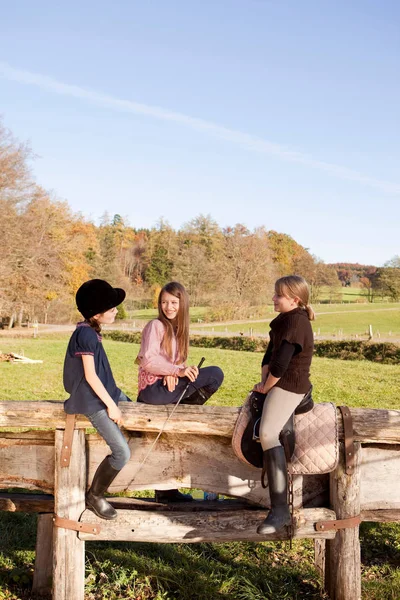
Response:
[136,281,224,502]
[137,281,224,406]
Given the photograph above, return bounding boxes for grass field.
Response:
[0,337,399,599]
[191,303,400,339]
[0,337,400,408]
[130,302,400,339]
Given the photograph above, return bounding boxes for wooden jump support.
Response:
[1,401,400,600]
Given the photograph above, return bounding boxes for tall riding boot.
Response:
[181,386,213,405]
[257,446,291,535]
[86,456,120,520]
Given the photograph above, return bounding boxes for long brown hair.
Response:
[275,275,315,321]
[157,281,189,362]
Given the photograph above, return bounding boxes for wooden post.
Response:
[32,513,53,596]
[325,442,362,600]
[314,539,326,581]
[52,429,86,600]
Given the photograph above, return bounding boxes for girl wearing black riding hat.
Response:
[63,279,131,520]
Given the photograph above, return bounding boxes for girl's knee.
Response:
[259,427,280,451]
[209,366,224,388]
[113,442,131,469]
[121,443,131,466]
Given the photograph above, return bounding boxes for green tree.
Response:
[373,260,400,301]
[144,220,176,286]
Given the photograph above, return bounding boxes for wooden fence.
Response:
[1,401,400,600]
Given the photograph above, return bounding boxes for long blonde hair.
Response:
[157,281,189,362]
[275,275,315,321]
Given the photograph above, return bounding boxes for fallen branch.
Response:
[0,352,43,364]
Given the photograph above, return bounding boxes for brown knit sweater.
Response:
[264,307,314,394]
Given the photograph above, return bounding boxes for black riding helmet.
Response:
[76,279,126,319]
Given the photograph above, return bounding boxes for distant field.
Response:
[130,306,209,322]
[131,300,400,340]
[130,287,392,321]
[191,303,400,338]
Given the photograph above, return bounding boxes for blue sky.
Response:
[1,0,399,265]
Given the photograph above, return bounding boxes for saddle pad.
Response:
[232,397,338,475]
[290,402,338,474]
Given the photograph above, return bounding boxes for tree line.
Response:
[0,121,398,326]
[328,261,400,302]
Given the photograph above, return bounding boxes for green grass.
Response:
[0,337,399,599]
[1,337,399,408]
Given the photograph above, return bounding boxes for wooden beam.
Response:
[0,493,54,512]
[32,514,53,596]
[0,432,54,492]
[1,402,400,444]
[79,506,337,542]
[360,445,400,510]
[2,432,399,512]
[361,509,400,522]
[52,429,86,600]
[2,493,399,525]
[86,432,327,509]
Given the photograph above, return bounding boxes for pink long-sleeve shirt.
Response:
[137,319,185,391]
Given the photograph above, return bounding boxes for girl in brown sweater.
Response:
[253,275,314,534]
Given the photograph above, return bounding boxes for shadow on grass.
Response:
[86,539,328,600]
[0,510,328,600]
[360,522,400,569]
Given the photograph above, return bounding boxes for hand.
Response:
[253,381,267,394]
[178,365,199,382]
[107,404,123,426]
[163,375,179,392]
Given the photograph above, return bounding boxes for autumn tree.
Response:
[0,121,36,324]
[293,252,339,303]
[266,231,308,275]
[216,225,276,308]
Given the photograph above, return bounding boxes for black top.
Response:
[63,322,120,415]
[261,307,314,393]
[265,339,296,378]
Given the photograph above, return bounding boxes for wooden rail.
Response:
[1,401,400,443]
[1,401,400,600]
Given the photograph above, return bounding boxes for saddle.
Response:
[232,388,339,476]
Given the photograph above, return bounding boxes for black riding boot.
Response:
[257,446,291,535]
[181,385,214,405]
[86,456,120,520]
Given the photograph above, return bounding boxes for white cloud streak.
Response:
[1,61,399,195]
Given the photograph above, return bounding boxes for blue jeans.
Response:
[137,366,224,405]
[85,391,131,470]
